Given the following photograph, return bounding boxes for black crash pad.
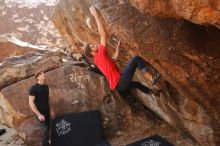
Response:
[126,135,174,146]
[51,110,110,146]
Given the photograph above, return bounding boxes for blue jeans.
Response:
[116,56,151,94]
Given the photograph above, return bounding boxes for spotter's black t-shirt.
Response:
[29,83,50,116]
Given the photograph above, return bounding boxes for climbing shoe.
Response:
[152,72,161,85]
[0,129,6,136]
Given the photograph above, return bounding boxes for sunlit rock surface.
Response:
[130,0,220,29]
[0,40,198,146]
[0,34,36,62]
[52,0,220,145]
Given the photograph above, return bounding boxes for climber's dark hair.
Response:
[83,44,93,58]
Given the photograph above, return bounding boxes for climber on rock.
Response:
[84,6,160,97]
[28,70,55,146]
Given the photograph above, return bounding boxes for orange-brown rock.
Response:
[0,62,153,145]
[0,38,201,146]
[52,0,99,53]
[52,0,220,145]
[0,51,63,89]
[130,0,220,29]
[0,35,36,62]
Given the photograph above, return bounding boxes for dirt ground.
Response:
[0,125,25,146]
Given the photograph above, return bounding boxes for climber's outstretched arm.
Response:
[90,6,106,46]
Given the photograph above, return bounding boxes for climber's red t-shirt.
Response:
[94,44,120,90]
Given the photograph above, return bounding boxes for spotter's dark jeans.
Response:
[38,115,50,146]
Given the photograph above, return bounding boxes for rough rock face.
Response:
[130,0,220,29]
[0,64,152,145]
[0,35,36,62]
[0,39,201,146]
[52,0,220,145]
[52,0,99,53]
[0,51,63,89]
[0,44,154,145]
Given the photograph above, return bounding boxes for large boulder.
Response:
[52,0,99,53]
[52,0,220,145]
[0,64,152,145]
[0,39,200,146]
[0,34,37,62]
[0,51,63,89]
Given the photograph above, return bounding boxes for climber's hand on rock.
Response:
[90,6,98,17]
[150,89,160,97]
[117,40,121,48]
[38,114,45,122]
